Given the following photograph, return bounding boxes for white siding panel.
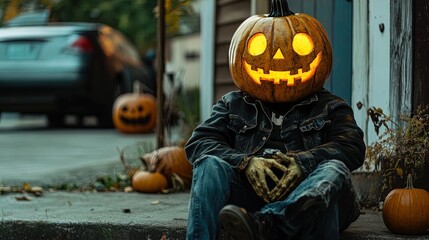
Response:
[352,0,369,143]
[367,0,391,144]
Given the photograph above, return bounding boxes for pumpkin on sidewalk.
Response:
[141,146,193,188]
[382,174,429,235]
[132,170,168,193]
[112,81,157,134]
[119,145,192,193]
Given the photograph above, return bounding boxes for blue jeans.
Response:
[186,155,359,240]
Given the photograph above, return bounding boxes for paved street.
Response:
[0,113,156,186]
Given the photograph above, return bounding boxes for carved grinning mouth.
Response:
[243,52,322,86]
[120,115,151,125]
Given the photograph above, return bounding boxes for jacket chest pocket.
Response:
[299,118,331,150]
[280,124,301,151]
[227,115,257,152]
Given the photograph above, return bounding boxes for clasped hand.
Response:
[245,152,304,203]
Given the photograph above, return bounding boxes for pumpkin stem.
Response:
[406,174,414,189]
[269,0,294,17]
[133,80,141,94]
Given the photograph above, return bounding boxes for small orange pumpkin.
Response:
[229,0,332,103]
[382,174,429,235]
[141,146,192,187]
[132,171,168,193]
[112,82,157,133]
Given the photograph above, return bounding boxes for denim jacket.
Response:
[185,89,366,175]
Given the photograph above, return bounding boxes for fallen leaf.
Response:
[30,186,43,192]
[0,186,11,193]
[29,186,43,197]
[395,168,404,178]
[124,186,134,193]
[15,195,32,201]
[23,183,31,191]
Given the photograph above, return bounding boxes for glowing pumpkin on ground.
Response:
[229,0,332,103]
[382,174,429,235]
[112,82,157,133]
[132,171,168,193]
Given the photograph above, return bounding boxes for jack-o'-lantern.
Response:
[229,0,332,103]
[112,82,157,133]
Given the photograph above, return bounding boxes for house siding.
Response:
[213,0,250,101]
[213,1,352,103]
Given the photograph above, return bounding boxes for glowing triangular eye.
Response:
[248,33,267,56]
[293,33,314,56]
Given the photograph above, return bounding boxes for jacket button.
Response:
[262,136,267,141]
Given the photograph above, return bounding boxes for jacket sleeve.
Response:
[184,96,249,168]
[289,103,366,175]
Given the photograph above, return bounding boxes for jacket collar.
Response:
[242,91,319,107]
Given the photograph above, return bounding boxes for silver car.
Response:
[0,22,155,127]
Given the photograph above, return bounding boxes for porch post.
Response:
[413,0,429,109]
[390,0,412,122]
[199,0,216,121]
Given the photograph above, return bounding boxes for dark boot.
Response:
[219,205,280,240]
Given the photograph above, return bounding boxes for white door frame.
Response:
[199,0,216,120]
[352,0,391,145]
[352,0,370,141]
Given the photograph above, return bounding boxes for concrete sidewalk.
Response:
[0,191,188,240]
[1,117,428,240]
[1,190,429,240]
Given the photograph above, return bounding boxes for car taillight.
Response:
[70,36,94,53]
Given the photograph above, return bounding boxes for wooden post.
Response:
[156,0,165,149]
[390,0,412,121]
[413,0,429,110]
[412,0,429,193]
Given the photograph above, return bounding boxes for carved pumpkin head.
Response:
[229,0,332,103]
[112,92,157,133]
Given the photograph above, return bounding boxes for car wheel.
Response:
[47,114,65,128]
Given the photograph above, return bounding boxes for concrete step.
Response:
[0,191,428,240]
[0,192,188,240]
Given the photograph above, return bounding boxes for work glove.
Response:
[269,152,304,202]
[245,156,289,203]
